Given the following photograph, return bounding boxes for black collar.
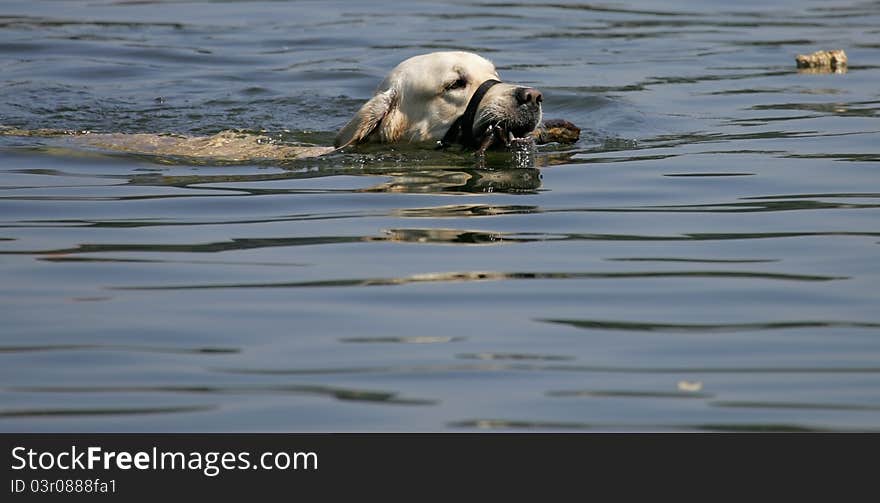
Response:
[437,79,501,149]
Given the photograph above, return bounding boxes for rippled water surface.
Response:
[2,0,879,432]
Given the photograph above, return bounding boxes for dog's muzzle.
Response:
[437,79,501,149]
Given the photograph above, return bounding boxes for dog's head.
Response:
[334,51,543,150]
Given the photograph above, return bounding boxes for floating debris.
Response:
[677,380,704,392]
[795,49,847,73]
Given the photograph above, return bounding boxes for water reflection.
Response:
[546,389,714,399]
[393,204,539,218]
[114,269,845,291]
[360,167,542,194]
[541,319,880,333]
[6,229,875,257]
[0,344,239,354]
[216,363,880,376]
[796,66,847,75]
[127,161,544,194]
[710,401,880,411]
[457,352,574,362]
[447,419,837,432]
[0,405,215,419]
[9,384,435,406]
[2,0,880,433]
[340,336,465,344]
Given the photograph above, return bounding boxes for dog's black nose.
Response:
[515,87,543,105]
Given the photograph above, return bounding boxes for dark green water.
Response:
[1,0,879,431]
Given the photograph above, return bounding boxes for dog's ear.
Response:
[334,88,396,148]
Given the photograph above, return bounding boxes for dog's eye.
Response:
[446,76,468,91]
